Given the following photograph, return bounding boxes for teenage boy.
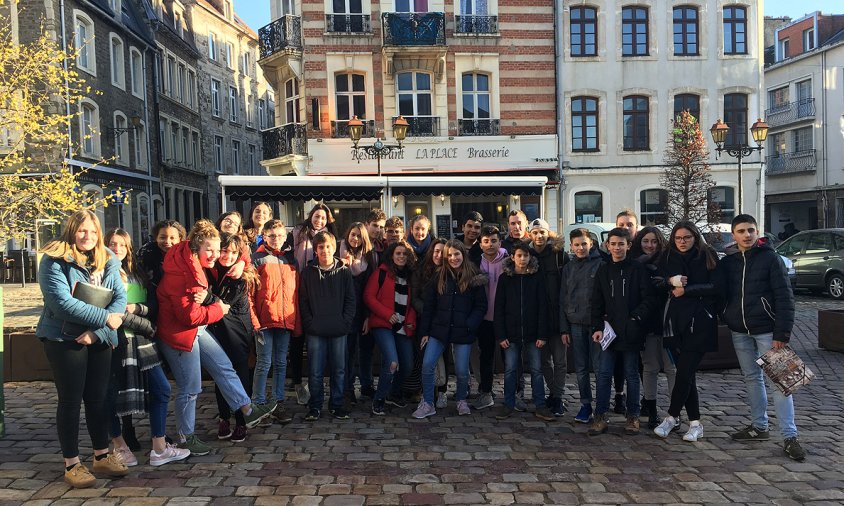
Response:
[472,226,509,410]
[716,214,805,461]
[502,210,530,253]
[588,227,655,436]
[560,228,604,423]
[528,218,569,416]
[384,216,405,246]
[456,211,484,266]
[299,231,356,421]
[359,209,386,399]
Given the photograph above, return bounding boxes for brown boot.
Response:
[587,412,609,436]
[625,415,640,434]
[92,453,129,477]
[64,463,96,488]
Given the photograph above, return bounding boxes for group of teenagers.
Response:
[35,201,806,489]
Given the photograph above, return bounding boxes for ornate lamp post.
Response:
[110,189,129,229]
[348,115,408,209]
[709,117,769,215]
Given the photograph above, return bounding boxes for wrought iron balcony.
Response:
[325,14,372,33]
[394,116,441,137]
[382,12,446,46]
[765,149,816,175]
[262,123,308,160]
[332,119,375,138]
[765,98,815,128]
[454,15,499,34]
[458,119,500,136]
[258,15,303,59]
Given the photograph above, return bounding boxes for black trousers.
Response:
[44,339,112,459]
[214,328,253,425]
[667,347,705,421]
[476,320,496,394]
[289,334,305,385]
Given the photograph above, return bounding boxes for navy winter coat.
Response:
[420,271,488,345]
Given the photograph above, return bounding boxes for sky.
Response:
[233,0,844,33]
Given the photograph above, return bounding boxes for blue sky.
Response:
[233,0,843,35]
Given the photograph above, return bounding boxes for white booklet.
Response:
[600,321,617,351]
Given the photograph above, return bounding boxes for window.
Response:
[284,79,300,124]
[246,94,255,126]
[724,93,748,148]
[723,6,747,55]
[75,13,96,74]
[780,234,807,256]
[208,32,217,60]
[769,132,786,155]
[397,71,432,117]
[232,140,241,174]
[622,6,648,56]
[79,100,100,156]
[805,233,832,255]
[159,119,167,159]
[768,86,789,110]
[129,48,143,97]
[181,127,189,165]
[229,86,239,122]
[214,135,224,173]
[155,51,164,93]
[329,0,364,32]
[570,6,597,57]
[258,98,267,128]
[794,127,813,152]
[167,56,175,96]
[170,123,179,163]
[109,0,121,12]
[223,0,233,20]
[461,72,491,121]
[574,191,603,223]
[113,112,129,164]
[248,144,257,174]
[708,186,735,221]
[623,95,649,150]
[133,123,147,168]
[191,131,199,169]
[110,34,125,88]
[225,42,234,69]
[187,71,196,108]
[395,0,428,13]
[673,6,698,56]
[778,38,789,60]
[640,189,668,225]
[242,51,251,75]
[335,73,366,121]
[803,28,815,51]
[571,96,598,152]
[673,93,700,121]
[211,79,221,117]
[174,12,184,37]
[178,64,186,101]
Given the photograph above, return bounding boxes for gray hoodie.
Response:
[559,247,604,332]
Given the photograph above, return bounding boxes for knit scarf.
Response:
[407,235,432,258]
[393,268,410,335]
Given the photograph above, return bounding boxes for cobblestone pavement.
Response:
[2,288,844,505]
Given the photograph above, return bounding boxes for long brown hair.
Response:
[41,210,111,273]
[104,228,148,285]
[220,232,260,293]
[383,241,417,277]
[667,221,718,271]
[244,202,272,242]
[297,203,337,243]
[420,237,447,280]
[437,239,479,294]
[342,221,372,258]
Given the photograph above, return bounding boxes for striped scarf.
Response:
[392,273,409,335]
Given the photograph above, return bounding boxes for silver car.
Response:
[776,229,844,299]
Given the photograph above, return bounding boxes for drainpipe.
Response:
[59,0,72,157]
[821,49,828,227]
[554,0,566,232]
[143,45,154,237]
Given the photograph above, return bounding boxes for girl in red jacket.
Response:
[156,220,269,456]
[364,241,418,415]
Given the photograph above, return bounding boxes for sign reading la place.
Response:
[309,135,557,174]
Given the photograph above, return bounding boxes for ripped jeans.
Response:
[160,326,251,438]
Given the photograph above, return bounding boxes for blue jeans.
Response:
[570,323,602,405]
[372,328,415,401]
[503,341,545,409]
[596,350,640,416]
[307,334,347,411]
[732,331,798,439]
[253,328,291,404]
[160,327,251,437]
[146,365,170,438]
[422,338,471,405]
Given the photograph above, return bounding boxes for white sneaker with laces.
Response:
[113,445,137,467]
[683,422,704,442]
[150,443,191,467]
[654,416,680,438]
[457,400,471,416]
[436,392,448,409]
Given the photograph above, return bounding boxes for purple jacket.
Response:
[481,248,509,321]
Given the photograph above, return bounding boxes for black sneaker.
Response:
[360,385,376,399]
[385,395,407,408]
[784,437,807,461]
[371,399,386,416]
[731,424,771,441]
[304,409,321,422]
[270,403,293,424]
[330,407,351,420]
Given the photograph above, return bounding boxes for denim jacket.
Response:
[36,251,127,346]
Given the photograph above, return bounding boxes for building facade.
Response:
[764,12,844,236]
[558,0,765,228]
[256,0,559,234]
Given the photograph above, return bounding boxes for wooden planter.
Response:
[698,325,740,370]
[818,310,844,352]
[3,331,53,382]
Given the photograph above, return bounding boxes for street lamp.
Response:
[110,189,129,228]
[109,114,142,137]
[348,115,408,208]
[709,117,769,215]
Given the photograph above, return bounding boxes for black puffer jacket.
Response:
[590,256,657,352]
[420,271,488,345]
[205,264,256,351]
[530,236,570,334]
[559,247,603,332]
[299,259,356,338]
[715,241,794,342]
[662,248,718,352]
[494,256,549,344]
[637,253,667,336]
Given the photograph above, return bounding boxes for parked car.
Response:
[775,229,844,299]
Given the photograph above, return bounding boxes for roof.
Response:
[195,0,258,40]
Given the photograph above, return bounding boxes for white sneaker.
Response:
[654,416,680,438]
[683,422,704,442]
[113,445,137,467]
[457,400,471,416]
[149,443,191,467]
[436,392,448,409]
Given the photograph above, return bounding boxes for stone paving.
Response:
[2,286,844,505]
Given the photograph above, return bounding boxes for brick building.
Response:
[254,0,559,234]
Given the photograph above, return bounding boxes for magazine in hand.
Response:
[600,321,617,351]
[62,282,115,337]
[755,345,815,396]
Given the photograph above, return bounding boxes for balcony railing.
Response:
[454,15,499,34]
[382,12,446,46]
[394,116,441,137]
[332,119,375,138]
[765,98,815,127]
[458,119,500,136]
[325,14,372,33]
[258,15,303,59]
[262,123,308,159]
[765,149,817,175]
